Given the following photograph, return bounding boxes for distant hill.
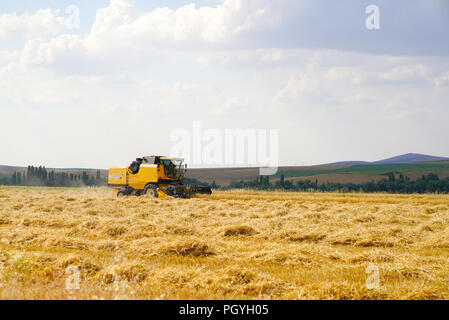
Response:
[373,153,449,164]
[321,153,449,166]
[0,165,26,174]
[320,161,370,166]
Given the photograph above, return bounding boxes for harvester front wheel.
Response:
[117,191,127,197]
[144,184,158,198]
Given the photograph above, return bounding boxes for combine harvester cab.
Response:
[108,156,212,198]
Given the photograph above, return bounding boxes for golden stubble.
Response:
[0,187,448,300]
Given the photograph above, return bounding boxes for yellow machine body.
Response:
[126,165,159,190]
[109,160,180,189]
[107,167,128,186]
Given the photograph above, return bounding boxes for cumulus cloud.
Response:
[104,0,285,43]
[0,50,19,72]
[274,74,321,103]
[0,9,70,39]
[271,50,449,122]
[17,0,289,71]
[380,64,430,82]
[434,71,449,87]
[210,96,249,115]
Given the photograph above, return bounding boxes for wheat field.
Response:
[0,187,449,299]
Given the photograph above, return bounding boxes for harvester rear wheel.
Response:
[144,184,158,198]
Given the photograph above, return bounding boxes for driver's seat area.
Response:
[129,158,143,174]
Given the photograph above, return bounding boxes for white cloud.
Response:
[380,64,429,82]
[210,96,249,115]
[16,0,292,72]
[273,74,320,103]
[0,50,19,62]
[325,67,365,85]
[0,9,69,39]
[434,71,449,87]
[0,50,19,73]
[196,48,311,68]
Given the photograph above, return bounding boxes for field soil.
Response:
[1,187,449,299]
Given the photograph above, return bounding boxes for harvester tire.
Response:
[117,191,127,197]
[144,184,158,198]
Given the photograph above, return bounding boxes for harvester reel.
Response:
[166,185,177,197]
[165,184,189,198]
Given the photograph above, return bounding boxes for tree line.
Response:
[3,167,449,193]
[0,165,106,187]
[191,172,449,194]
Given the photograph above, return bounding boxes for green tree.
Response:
[82,172,89,185]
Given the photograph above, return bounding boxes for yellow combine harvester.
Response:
[108,156,212,198]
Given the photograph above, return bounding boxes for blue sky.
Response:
[0,0,448,168]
